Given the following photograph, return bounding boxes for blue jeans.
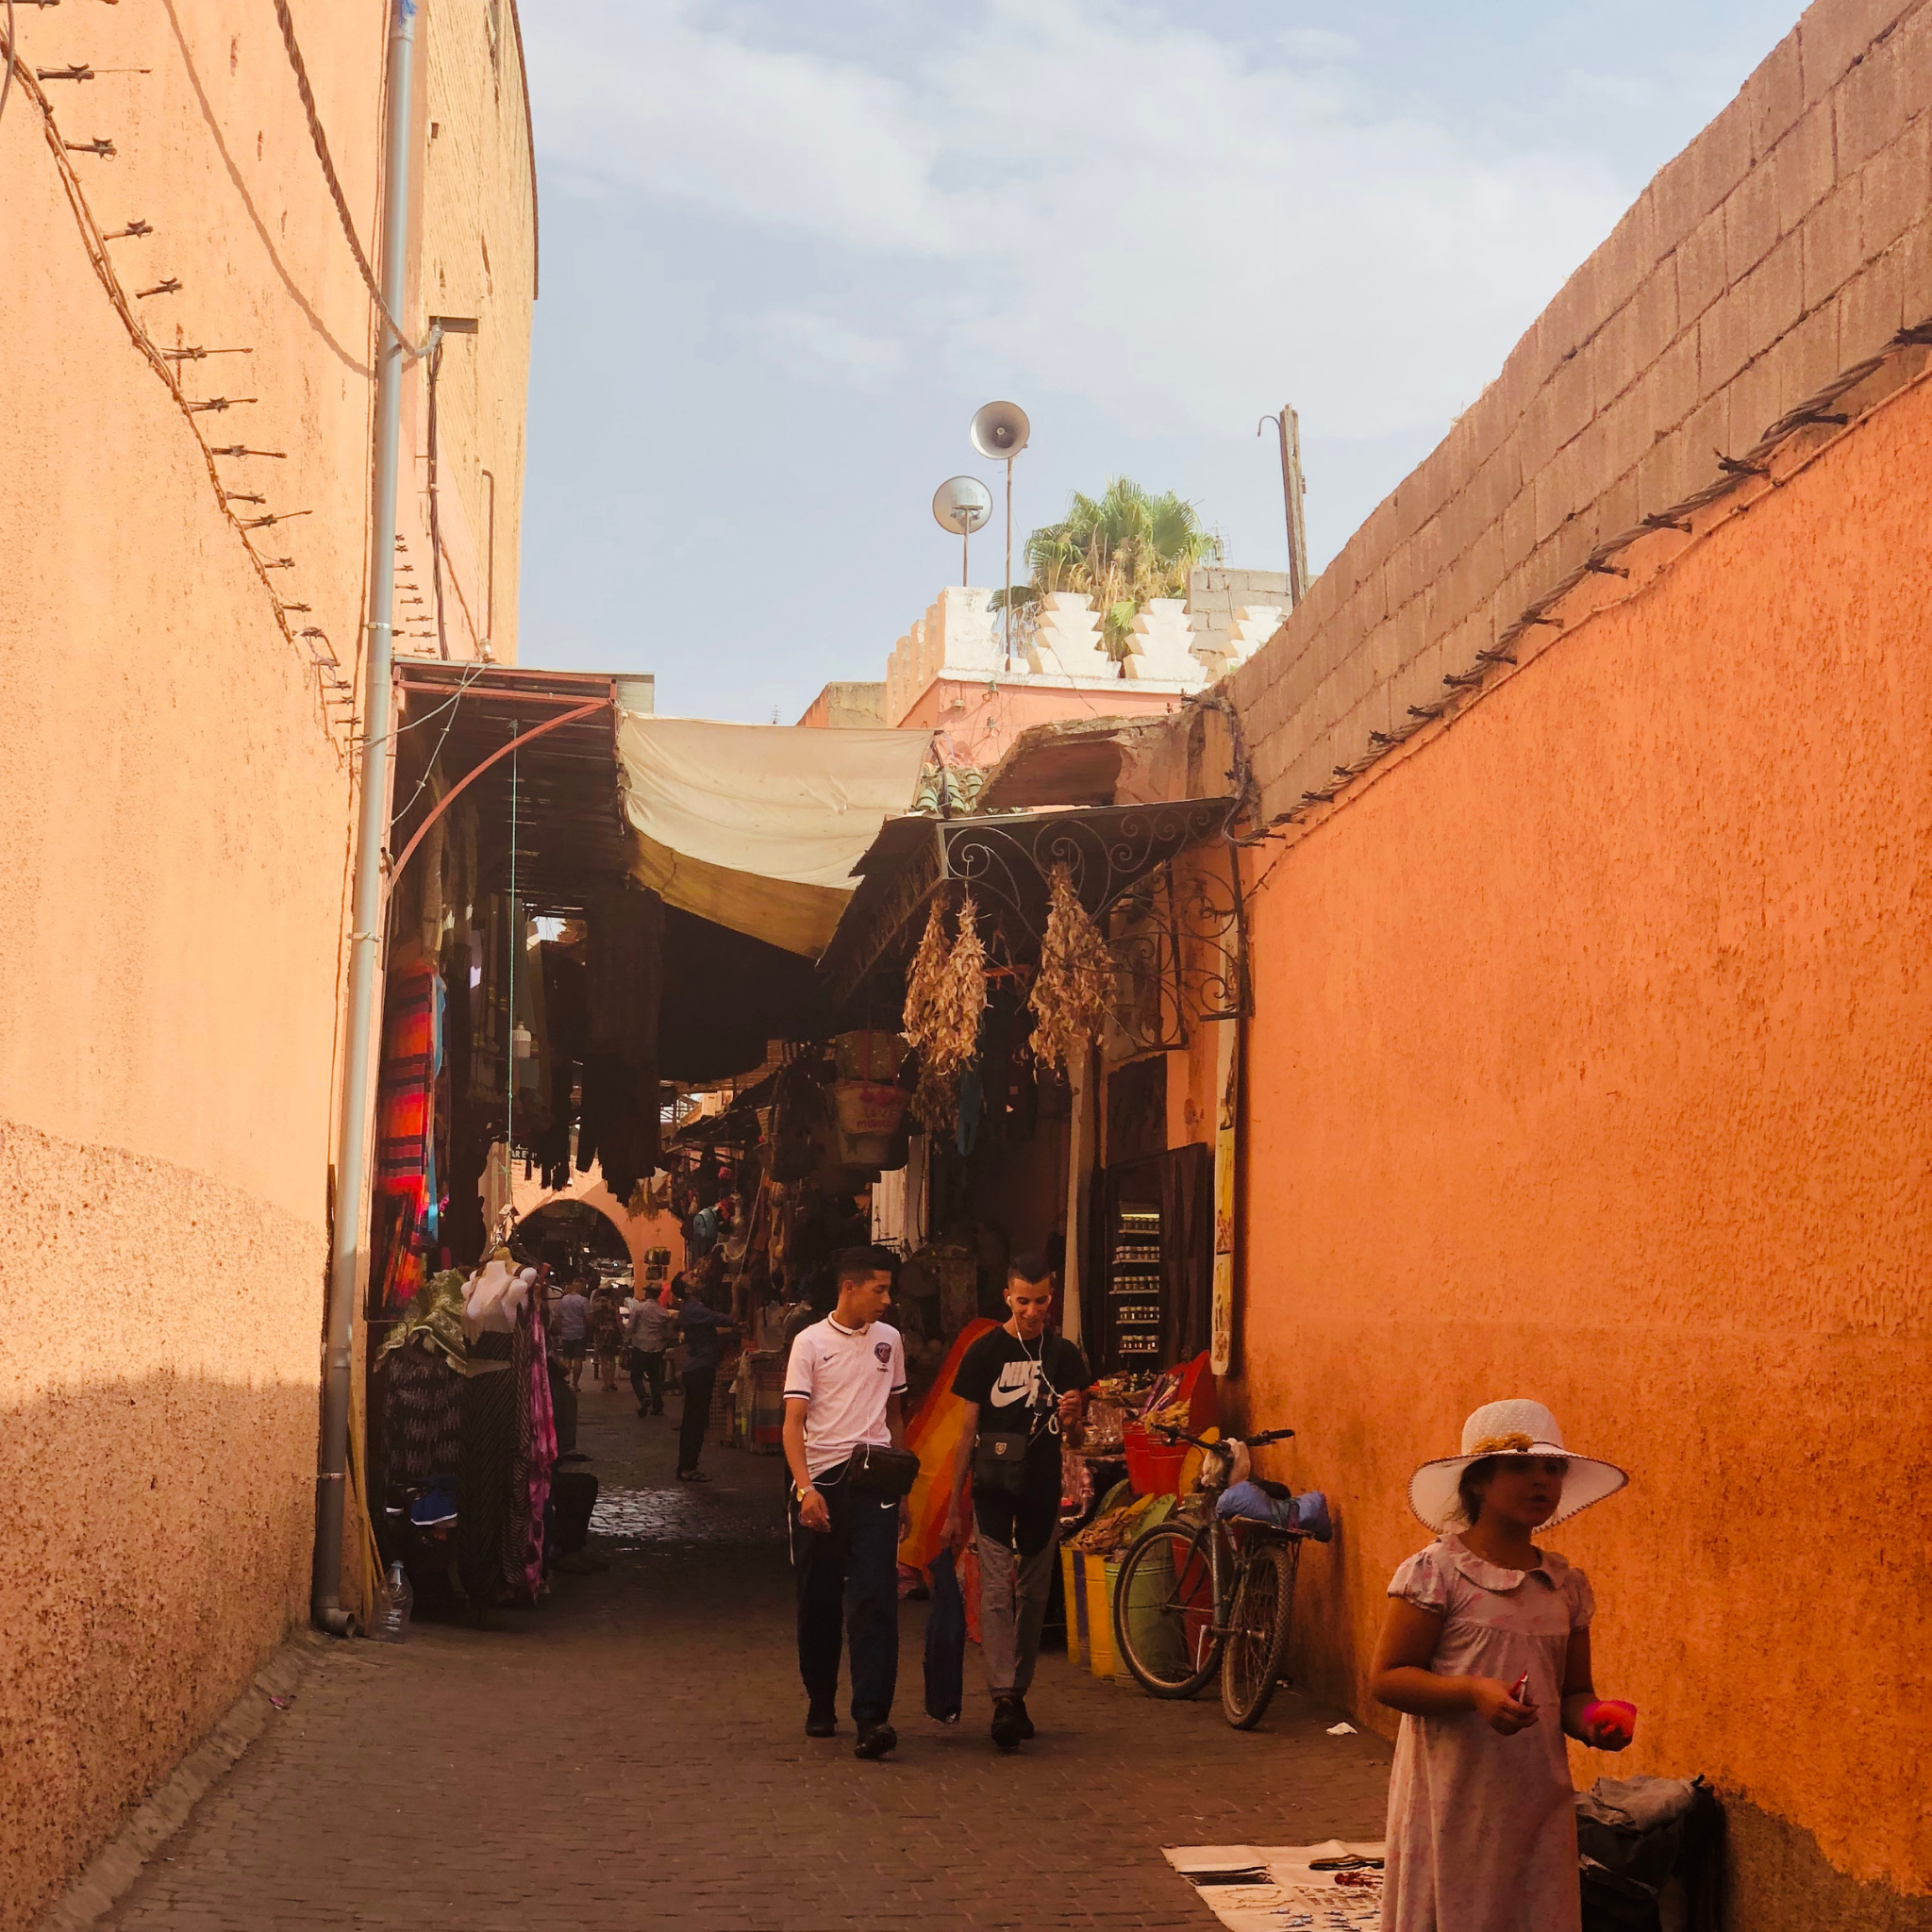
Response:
[791,1465,900,1727]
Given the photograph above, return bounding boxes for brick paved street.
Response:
[100,1393,1391,1932]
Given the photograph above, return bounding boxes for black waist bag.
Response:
[973,1431,1033,1497]
[846,1443,920,1498]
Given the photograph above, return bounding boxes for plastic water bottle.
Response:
[372,1560,413,1644]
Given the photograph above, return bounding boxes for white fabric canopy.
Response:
[616,712,932,958]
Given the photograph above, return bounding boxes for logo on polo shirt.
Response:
[874,1341,891,1366]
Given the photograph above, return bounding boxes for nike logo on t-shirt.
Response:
[990,1361,1040,1407]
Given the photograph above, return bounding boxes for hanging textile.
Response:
[525,1291,558,1599]
[576,888,663,1200]
[470,894,508,1104]
[373,943,444,1314]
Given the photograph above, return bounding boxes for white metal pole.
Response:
[313,0,417,1635]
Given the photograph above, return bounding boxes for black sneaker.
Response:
[1012,1695,1036,1740]
[991,1698,1024,1752]
[805,1707,838,1739]
[853,1724,897,1760]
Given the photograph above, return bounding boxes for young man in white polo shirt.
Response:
[782,1245,908,1760]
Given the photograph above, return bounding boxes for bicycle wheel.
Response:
[1221,1539,1298,1729]
[1112,1520,1224,1697]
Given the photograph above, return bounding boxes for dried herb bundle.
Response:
[902,898,950,1054]
[902,893,988,1129]
[939,893,987,1065]
[1028,862,1112,1074]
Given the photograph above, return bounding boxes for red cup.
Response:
[1583,1698,1637,1745]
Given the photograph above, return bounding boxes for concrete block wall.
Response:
[1186,566,1293,673]
[1228,0,1932,819]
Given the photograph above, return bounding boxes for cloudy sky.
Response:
[515,1,1797,722]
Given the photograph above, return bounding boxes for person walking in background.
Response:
[943,1253,1086,1752]
[1369,1399,1634,1932]
[782,1246,908,1760]
[553,1272,591,1391]
[625,1280,676,1417]
[673,1273,732,1481]
[588,1283,625,1393]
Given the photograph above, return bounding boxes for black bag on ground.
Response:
[549,1468,599,1557]
[845,1442,920,1498]
[1577,1775,1724,1932]
[923,1545,965,1724]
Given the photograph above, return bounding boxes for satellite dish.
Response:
[932,475,992,536]
[970,400,1030,459]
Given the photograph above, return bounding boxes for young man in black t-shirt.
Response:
[944,1252,1088,1751]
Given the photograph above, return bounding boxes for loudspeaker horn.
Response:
[969,400,1030,459]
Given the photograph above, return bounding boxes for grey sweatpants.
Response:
[975,1523,1059,1698]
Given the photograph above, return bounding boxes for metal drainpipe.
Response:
[313,0,419,1638]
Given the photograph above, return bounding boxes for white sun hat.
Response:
[1408,1398,1628,1534]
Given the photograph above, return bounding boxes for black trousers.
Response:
[677,1364,716,1474]
[629,1348,665,1413]
[791,1468,900,1727]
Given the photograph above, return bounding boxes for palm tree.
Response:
[993,478,1222,659]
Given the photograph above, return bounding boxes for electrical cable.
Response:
[506,725,520,1156]
[271,0,425,358]
[386,658,490,830]
[425,337,449,658]
[0,0,17,137]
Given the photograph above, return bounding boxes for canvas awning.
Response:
[616,713,933,958]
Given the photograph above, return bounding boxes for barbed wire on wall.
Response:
[1236,314,1932,884]
[1,35,358,748]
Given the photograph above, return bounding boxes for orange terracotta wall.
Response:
[1229,374,1932,1924]
[0,5,533,1926]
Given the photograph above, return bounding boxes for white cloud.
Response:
[524,0,1628,441]
[743,309,908,389]
[1564,70,1666,109]
[1274,26,1361,61]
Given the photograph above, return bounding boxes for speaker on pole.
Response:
[969,403,1030,668]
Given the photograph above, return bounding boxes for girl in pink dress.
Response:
[1370,1399,1635,1932]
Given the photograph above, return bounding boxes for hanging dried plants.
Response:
[902,897,950,1054]
[1028,862,1113,1074]
[902,892,988,1130]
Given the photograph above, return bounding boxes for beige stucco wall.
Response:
[407,0,537,662]
[0,4,535,1925]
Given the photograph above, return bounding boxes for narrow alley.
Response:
[98,1401,1389,1932]
[12,3,1932,1929]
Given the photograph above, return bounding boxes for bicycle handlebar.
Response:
[1150,1424,1295,1452]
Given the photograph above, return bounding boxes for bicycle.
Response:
[1109,1424,1304,1728]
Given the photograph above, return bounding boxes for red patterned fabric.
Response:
[374,944,442,1313]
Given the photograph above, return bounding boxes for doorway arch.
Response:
[509,1160,686,1278]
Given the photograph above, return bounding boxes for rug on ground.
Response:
[1162,1840,1387,1931]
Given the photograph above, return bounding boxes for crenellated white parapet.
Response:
[885,587,1003,723]
[1192,602,1287,679]
[1025,591,1115,679]
[1121,598,1198,680]
[873,582,1264,724]
[1230,604,1287,664]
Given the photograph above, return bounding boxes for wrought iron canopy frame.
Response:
[824,798,1249,1051]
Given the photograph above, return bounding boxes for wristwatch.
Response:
[793,1482,813,1503]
